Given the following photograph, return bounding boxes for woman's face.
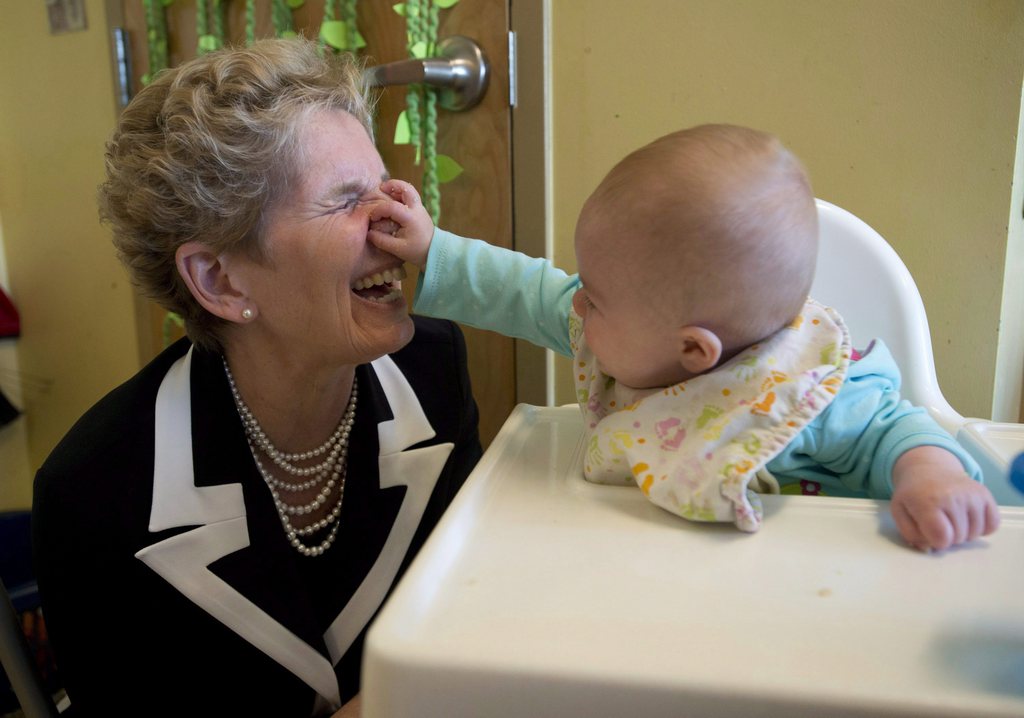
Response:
[231,110,413,367]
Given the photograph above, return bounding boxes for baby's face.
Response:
[573,211,690,389]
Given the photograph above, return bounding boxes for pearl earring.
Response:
[241,308,254,321]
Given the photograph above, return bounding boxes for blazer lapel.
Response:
[134,348,341,707]
[322,355,453,664]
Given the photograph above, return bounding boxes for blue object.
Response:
[1,510,62,710]
[1011,452,1024,496]
[0,511,37,613]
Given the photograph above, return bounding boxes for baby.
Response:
[370,123,1000,552]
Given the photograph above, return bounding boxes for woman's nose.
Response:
[369,217,400,236]
[360,196,388,222]
[364,196,401,235]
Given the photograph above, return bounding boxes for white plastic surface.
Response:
[811,200,965,434]
[958,421,1024,506]
[363,406,1024,718]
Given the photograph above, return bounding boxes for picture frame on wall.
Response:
[46,0,87,35]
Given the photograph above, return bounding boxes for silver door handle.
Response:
[364,35,489,112]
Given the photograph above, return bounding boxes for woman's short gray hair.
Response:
[99,37,374,351]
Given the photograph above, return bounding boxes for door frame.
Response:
[510,0,554,406]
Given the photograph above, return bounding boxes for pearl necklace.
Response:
[223,358,357,558]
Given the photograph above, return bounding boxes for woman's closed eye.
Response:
[312,197,355,216]
[323,195,380,216]
[325,198,359,214]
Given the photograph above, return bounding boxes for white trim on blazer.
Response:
[135,347,453,708]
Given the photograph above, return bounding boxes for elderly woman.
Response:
[32,38,481,716]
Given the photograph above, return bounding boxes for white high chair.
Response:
[362,200,1024,718]
[812,199,1023,505]
[810,199,963,434]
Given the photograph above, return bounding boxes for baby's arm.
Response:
[770,341,1000,552]
[367,179,579,356]
[890,445,1000,552]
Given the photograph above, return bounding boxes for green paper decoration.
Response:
[394,110,412,145]
[143,0,169,86]
[320,20,350,49]
[196,0,226,55]
[435,154,463,183]
[321,20,370,50]
[320,0,361,54]
[198,34,220,52]
[196,0,209,49]
[271,0,296,37]
[287,0,305,8]
[245,0,256,44]
[399,0,467,222]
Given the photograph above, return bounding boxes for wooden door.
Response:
[118,0,515,446]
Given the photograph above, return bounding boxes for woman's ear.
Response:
[175,242,248,322]
[677,326,722,375]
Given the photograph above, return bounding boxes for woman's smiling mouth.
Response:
[352,265,407,303]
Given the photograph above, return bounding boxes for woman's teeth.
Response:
[353,265,407,291]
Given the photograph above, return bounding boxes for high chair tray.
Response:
[363,405,1024,718]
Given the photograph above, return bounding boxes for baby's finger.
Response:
[892,501,928,551]
[368,197,416,226]
[367,228,405,257]
[380,179,422,208]
[983,499,1001,536]
[946,503,969,546]
[897,495,955,551]
[956,486,1002,544]
[965,499,987,542]
[917,507,954,551]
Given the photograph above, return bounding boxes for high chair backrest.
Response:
[809,199,965,435]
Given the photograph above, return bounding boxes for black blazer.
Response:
[33,317,482,717]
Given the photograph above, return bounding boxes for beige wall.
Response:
[0,0,140,509]
[0,1,1021,512]
[549,0,1024,420]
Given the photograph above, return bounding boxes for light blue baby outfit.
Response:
[414,229,981,514]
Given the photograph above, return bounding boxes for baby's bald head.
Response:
[578,124,818,355]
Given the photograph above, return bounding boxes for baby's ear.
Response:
[676,326,722,375]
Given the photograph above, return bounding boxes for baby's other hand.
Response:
[890,446,1000,552]
[368,179,433,268]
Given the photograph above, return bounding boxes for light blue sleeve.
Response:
[766,341,982,499]
[413,229,579,357]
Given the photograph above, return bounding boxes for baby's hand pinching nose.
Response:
[366,195,433,269]
[365,179,435,268]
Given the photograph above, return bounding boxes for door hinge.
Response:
[508,30,517,108]
[112,27,133,109]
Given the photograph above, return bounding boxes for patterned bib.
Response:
[570,299,851,532]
